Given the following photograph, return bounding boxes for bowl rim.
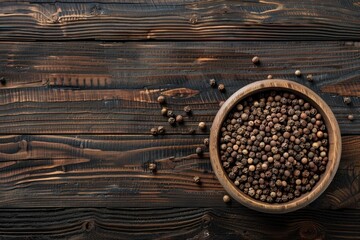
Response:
[209,79,342,213]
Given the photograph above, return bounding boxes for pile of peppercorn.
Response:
[219,90,329,203]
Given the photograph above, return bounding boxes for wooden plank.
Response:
[0,134,358,209]
[0,1,359,41]
[0,41,359,134]
[0,207,359,239]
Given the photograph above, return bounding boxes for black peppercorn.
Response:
[157,96,165,104]
[218,84,225,92]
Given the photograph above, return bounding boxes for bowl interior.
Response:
[210,79,341,213]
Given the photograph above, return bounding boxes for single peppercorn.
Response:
[204,138,209,146]
[223,194,231,203]
[196,147,203,155]
[343,97,352,105]
[198,122,206,130]
[157,126,165,134]
[209,79,216,87]
[348,114,354,121]
[168,117,176,125]
[218,83,225,92]
[193,176,201,184]
[148,163,157,171]
[150,127,158,136]
[295,70,301,77]
[252,56,260,64]
[267,75,273,79]
[176,115,184,123]
[157,95,165,104]
[306,74,313,82]
[161,107,168,116]
[184,106,192,114]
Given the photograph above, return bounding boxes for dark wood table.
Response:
[0,1,359,239]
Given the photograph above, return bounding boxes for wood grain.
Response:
[0,41,359,134]
[0,1,360,41]
[0,134,357,209]
[0,207,359,239]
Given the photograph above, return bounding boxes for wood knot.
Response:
[298,222,325,240]
[90,4,103,16]
[82,220,95,232]
[19,140,28,151]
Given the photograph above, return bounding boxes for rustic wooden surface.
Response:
[1,0,360,238]
[0,1,360,41]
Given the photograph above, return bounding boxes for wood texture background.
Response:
[0,0,360,239]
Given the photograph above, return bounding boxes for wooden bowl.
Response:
[210,79,341,213]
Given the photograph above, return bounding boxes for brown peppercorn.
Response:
[193,176,201,184]
[295,70,301,77]
[223,195,231,203]
[196,147,203,155]
[167,110,175,117]
[157,126,165,134]
[149,163,157,171]
[157,95,165,104]
[184,106,192,114]
[161,107,168,116]
[204,138,209,146]
[306,74,313,82]
[198,122,206,130]
[176,115,184,123]
[150,127,158,136]
[168,117,176,125]
[252,56,260,64]
[267,75,273,79]
[209,79,216,87]
[218,83,225,92]
[343,97,351,105]
[348,114,354,121]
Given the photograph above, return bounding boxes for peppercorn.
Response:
[167,110,175,118]
[252,56,260,64]
[193,176,201,184]
[267,75,273,79]
[157,126,165,135]
[209,79,216,87]
[157,96,165,104]
[168,117,176,125]
[223,194,231,203]
[204,138,209,146]
[295,70,301,77]
[196,147,203,155]
[306,74,313,82]
[218,83,225,92]
[176,115,184,123]
[343,97,351,105]
[161,107,168,116]
[184,106,192,114]
[150,127,158,136]
[198,122,206,130]
[149,163,157,171]
[348,114,354,121]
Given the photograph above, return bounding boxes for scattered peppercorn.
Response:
[306,74,313,82]
[343,97,352,105]
[223,194,231,203]
[168,117,176,125]
[218,84,225,92]
[161,107,168,116]
[149,163,157,171]
[184,106,192,114]
[210,79,216,87]
[219,90,328,203]
[157,96,165,104]
[196,147,203,155]
[348,114,354,121]
[204,138,209,146]
[193,176,201,184]
[157,126,165,134]
[198,122,206,130]
[150,128,158,136]
[0,77,6,85]
[252,56,260,64]
[267,75,273,79]
[295,70,301,77]
[176,115,184,123]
